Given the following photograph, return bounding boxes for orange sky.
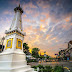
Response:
[0,0,72,57]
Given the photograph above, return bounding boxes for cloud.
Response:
[22,1,37,15]
[0,0,72,57]
[37,0,50,9]
[23,12,72,57]
[9,0,20,5]
[3,10,13,15]
[23,14,27,18]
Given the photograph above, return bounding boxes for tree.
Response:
[32,48,40,58]
[39,55,45,59]
[23,43,30,55]
[46,55,49,59]
[23,43,29,50]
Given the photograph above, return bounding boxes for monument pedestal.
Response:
[0,52,37,72]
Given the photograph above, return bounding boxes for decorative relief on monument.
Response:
[7,40,11,47]
[6,31,24,37]
[16,38,22,50]
[5,38,13,49]
[18,41,21,47]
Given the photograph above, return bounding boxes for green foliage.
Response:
[32,48,40,58]
[38,69,41,72]
[23,43,30,55]
[37,65,44,69]
[39,55,45,59]
[54,65,64,72]
[46,55,49,59]
[23,43,29,50]
[32,66,37,69]
[59,51,61,55]
[42,69,48,72]
[27,59,37,63]
[38,65,52,72]
[45,66,52,72]
[32,66,37,71]
[32,65,64,72]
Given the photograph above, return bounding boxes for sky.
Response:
[0,0,72,57]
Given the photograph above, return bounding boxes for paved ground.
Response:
[28,62,72,72]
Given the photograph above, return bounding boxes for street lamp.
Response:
[1,37,5,52]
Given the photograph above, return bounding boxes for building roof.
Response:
[69,40,72,44]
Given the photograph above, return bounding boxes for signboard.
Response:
[67,57,69,60]
[44,54,47,57]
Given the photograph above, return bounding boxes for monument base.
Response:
[0,52,37,72]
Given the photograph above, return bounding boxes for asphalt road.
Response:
[28,62,72,72]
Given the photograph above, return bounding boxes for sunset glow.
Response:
[0,0,72,57]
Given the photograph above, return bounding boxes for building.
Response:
[68,40,72,60]
[59,40,72,61]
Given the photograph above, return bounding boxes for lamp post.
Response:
[1,37,5,52]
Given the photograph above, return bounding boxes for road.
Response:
[28,62,72,72]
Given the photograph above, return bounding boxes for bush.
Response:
[45,66,52,72]
[32,66,37,69]
[37,65,44,69]
[32,65,64,72]
[39,69,41,72]
[39,69,48,72]
[54,65,64,72]
[39,68,52,72]
[32,66,37,71]
[27,59,37,63]
[43,69,48,72]
[37,65,52,72]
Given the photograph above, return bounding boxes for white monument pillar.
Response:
[0,5,37,72]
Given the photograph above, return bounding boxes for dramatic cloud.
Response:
[0,0,72,57]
